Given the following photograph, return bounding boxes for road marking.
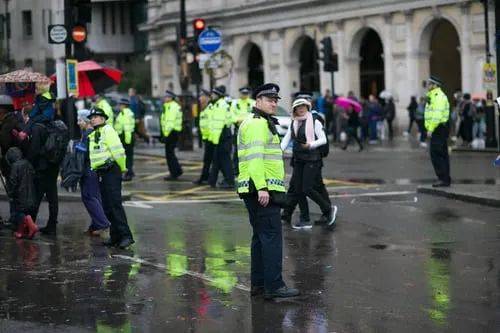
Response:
[125,190,416,204]
[113,254,250,292]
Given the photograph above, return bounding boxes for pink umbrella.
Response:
[335,96,362,113]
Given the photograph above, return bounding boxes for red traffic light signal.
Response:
[193,18,206,35]
[72,25,87,43]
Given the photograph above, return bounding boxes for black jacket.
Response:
[5,147,36,213]
[0,111,23,156]
[24,118,51,172]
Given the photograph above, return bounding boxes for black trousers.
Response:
[33,166,59,225]
[99,164,133,242]
[243,195,286,292]
[199,140,214,182]
[282,178,310,222]
[123,141,134,176]
[417,119,427,142]
[209,130,234,186]
[342,126,363,150]
[430,124,451,184]
[164,132,183,178]
[287,160,331,216]
[387,119,394,140]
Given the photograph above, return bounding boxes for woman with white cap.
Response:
[281,98,337,230]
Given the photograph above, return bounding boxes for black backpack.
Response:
[43,120,70,165]
[312,112,329,158]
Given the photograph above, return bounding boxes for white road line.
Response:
[125,190,416,205]
[113,254,250,292]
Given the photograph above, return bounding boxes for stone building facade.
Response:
[143,0,496,124]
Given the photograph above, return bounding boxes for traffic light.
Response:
[193,18,206,38]
[320,37,338,72]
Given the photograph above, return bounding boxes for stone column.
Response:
[460,2,472,93]
[150,48,162,97]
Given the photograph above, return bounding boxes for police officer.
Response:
[194,89,214,185]
[161,90,183,181]
[231,87,255,175]
[237,83,300,300]
[115,98,136,181]
[95,95,115,127]
[88,108,134,249]
[425,76,451,187]
[208,86,235,189]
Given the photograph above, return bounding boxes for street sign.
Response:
[66,59,79,96]
[48,25,68,44]
[198,28,222,54]
[483,62,496,89]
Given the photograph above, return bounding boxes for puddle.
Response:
[369,244,388,250]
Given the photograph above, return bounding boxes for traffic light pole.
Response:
[64,0,76,139]
[330,72,335,97]
[178,0,193,150]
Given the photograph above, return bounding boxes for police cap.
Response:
[165,90,177,98]
[253,83,281,100]
[427,75,443,87]
[212,85,226,97]
[239,87,251,95]
[88,107,108,120]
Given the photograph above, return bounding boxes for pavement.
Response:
[0,137,498,332]
[418,184,500,207]
[0,188,131,202]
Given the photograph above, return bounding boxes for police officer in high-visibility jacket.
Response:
[237,83,300,300]
[194,89,214,185]
[114,98,136,181]
[160,90,183,181]
[208,86,235,188]
[425,76,451,187]
[231,87,255,175]
[95,95,115,127]
[88,108,134,249]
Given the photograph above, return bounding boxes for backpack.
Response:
[312,112,329,158]
[43,120,70,165]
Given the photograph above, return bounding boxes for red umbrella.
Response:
[335,96,362,113]
[51,60,122,97]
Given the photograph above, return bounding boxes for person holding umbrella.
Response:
[114,98,136,182]
[160,90,183,181]
[88,107,134,249]
[341,105,363,152]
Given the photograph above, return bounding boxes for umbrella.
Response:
[379,90,392,100]
[335,96,362,113]
[51,60,122,97]
[471,92,486,100]
[0,69,51,83]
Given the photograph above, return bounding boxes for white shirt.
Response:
[280,119,327,151]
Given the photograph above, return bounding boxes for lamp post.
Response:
[4,0,10,70]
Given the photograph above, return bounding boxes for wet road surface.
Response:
[0,145,499,332]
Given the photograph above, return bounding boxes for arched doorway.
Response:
[359,29,384,99]
[247,44,264,90]
[299,37,320,93]
[428,19,461,100]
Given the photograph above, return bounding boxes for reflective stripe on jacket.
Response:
[425,87,450,132]
[161,101,183,138]
[89,124,126,172]
[114,107,135,144]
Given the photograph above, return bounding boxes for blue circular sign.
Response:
[198,28,222,54]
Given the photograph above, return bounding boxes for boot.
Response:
[14,219,27,239]
[24,215,39,239]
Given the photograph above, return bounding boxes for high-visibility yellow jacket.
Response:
[231,98,255,124]
[96,99,115,127]
[237,113,285,194]
[209,98,233,145]
[88,124,127,172]
[161,100,183,138]
[199,103,213,141]
[114,107,135,145]
[425,87,450,133]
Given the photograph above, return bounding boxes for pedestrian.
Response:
[88,107,134,249]
[367,95,382,144]
[208,86,235,189]
[160,90,184,181]
[415,96,427,147]
[458,93,474,146]
[95,94,114,127]
[281,97,337,230]
[384,97,396,140]
[0,95,24,177]
[341,106,363,151]
[76,109,110,236]
[129,88,150,143]
[25,91,67,235]
[230,87,255,175]
[193,89,214,185]
[425,76,451,187]
[115,98,136,181]
[405,96,418,136]
[237,83,299,300]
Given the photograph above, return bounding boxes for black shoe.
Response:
[39,223,57,235]
[192,179,208,185]
[314,215,327,225]
[103,238,119,247]
[164,175,180,181]
[264,286,300,300]
[432,181,450,188]
[251,286,265,296]
[118,238,135,249]
[325,205,338,229]
[292,220,312,230]
[358,146,364,152]
[281,214,291,225]
[217,181,235,189]
[341,146,347,151]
